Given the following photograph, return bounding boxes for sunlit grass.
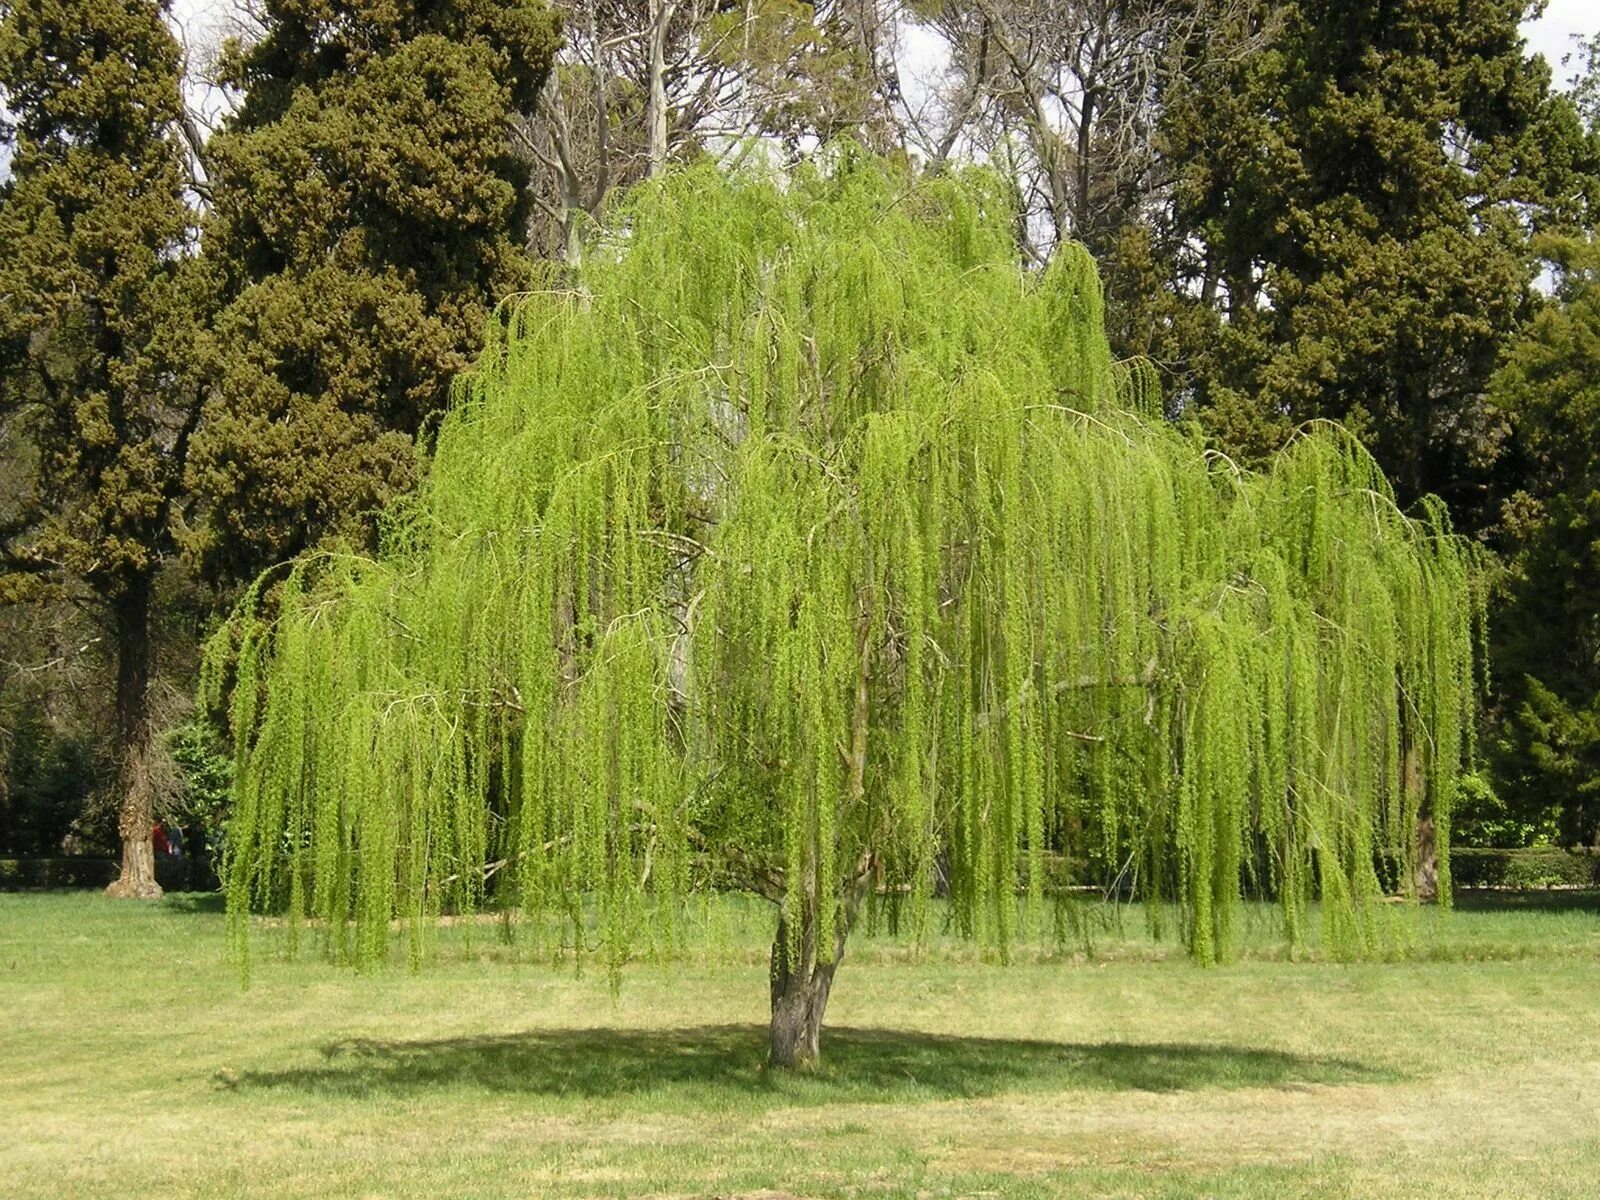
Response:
[5,890,1599,1198]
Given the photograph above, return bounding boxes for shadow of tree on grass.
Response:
[239,1024,1392,1105]
[162,892,226,915]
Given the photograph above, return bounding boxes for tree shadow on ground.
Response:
[238,1025,1392,1105]
[162,892,225,915]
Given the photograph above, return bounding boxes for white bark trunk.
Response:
[646,0,679,176]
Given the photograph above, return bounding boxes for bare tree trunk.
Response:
[768,907,837,1070]
[1414,816,1438,903]
[646,0,679,176]
[106,575,161,900]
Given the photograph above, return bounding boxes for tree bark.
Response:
[645,0,678,177]
[1414,816,1437,903]
[1403,743,1437,903]
[767,597,874,1069]
[768,908,837,1070]
[105,575,161,900]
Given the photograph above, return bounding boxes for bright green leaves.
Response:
[216,153,1481,977]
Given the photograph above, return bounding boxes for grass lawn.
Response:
[4,890,1600,1199]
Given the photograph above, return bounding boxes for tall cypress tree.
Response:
[1150,0,1594,531]
[186,0,561,582]
[0,0,201,896]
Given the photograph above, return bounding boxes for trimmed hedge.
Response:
[0,856,217,892]
[1450,847,1600,890]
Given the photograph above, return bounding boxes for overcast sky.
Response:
[1523,0,1597,81]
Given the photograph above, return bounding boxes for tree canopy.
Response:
[1487,232,1600,845]
[213,155,1482,1067]
[1148,0,1595,531]
[184,0,562,583]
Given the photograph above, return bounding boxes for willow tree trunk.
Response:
[768,907,839,1070]
[105,577,161,900]
[767,606,872,1069]
[1414,816,1438,903]
[1403,744,1437,902]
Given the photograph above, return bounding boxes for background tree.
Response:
[213,157,1480,1069]
[1486,230,1600,846]
[914,0,1271,271]
[522,0,912,261]
[0,596,117,858]
[1152,0,1594,533]
[184,0,562,583]
[0,0,203,896]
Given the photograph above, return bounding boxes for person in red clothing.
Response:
[152,823,171,856]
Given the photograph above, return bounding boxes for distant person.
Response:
[152,823,171,856]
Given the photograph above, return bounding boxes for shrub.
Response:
[166,719,233,848]
[1452,771,1557,848]
[0,712,111,855]
[1450,847,1599,889]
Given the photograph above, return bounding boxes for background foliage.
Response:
[2,0,1599,883]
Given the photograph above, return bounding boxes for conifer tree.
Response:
[185,0,561,582]
[1487,232,1600,845]
[0,0,201,896]
[1150,0,1595,531]
[213,156,1481,1068]
[0,0,203,896]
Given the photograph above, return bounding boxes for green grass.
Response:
[5,891,1600,1198]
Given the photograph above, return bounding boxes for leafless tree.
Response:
[520,0,916,260]
[914,0,1275,262]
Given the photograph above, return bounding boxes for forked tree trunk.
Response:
[768,908,839,1070]
[766,602,873,1069]
[106,578,162,900]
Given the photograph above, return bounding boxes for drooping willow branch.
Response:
[206,150,1482,983]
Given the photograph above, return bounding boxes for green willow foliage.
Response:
[207,154,1481,979]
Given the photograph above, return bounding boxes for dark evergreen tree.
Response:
[186,0,562,581]
[1487,232,1600,845]
[1149,0,1595,532]
[0,0,202,896]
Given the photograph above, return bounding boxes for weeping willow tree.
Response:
[207,151,1480,1068]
